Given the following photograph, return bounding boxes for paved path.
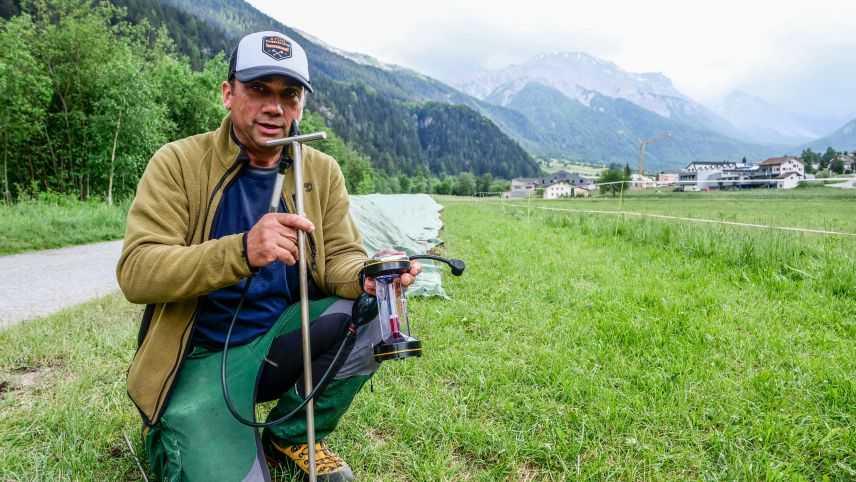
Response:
[827,176,856,189]
[0,240,123,329]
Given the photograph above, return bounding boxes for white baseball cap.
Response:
[228,31,313,92]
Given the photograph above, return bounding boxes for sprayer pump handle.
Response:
[408,254,466,276]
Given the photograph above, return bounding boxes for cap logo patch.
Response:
[262,36,292,61]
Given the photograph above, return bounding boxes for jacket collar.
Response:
[214,114,242,170]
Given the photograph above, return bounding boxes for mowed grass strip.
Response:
[1,194,855,480]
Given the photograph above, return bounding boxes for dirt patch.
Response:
[516,461,544,482]
[102,444,125,461]
[0,366,57,399]
[367,426,395,447]
[18,369,44,388]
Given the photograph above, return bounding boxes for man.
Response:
[117,31,420,481]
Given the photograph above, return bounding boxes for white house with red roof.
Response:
[757,156,805,177]
[753,156,805,189]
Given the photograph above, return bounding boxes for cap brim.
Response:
[234,67,313,92]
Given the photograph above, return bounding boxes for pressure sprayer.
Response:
[362,253,465,361]
[220,120,466,480]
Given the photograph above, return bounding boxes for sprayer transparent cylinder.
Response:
[375,274,412,341]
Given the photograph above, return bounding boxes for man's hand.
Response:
[246,213,315,268]
[363,249,422,296]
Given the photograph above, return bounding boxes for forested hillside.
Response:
[154,0,539,178]
[0,0,387,201]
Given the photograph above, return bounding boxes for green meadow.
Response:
[1,190,854,480]
[0,194,129,255]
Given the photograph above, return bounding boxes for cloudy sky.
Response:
[248,0,856,121]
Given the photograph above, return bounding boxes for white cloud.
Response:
[249,0,856,119]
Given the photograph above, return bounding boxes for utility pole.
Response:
[638,132,673,188]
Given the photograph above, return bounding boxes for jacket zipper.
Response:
[201,159,244,244]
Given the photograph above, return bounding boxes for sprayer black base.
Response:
[373,337,422,362]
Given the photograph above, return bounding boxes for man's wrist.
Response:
[241,232,261,275]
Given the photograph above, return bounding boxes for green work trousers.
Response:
[143,297,381,481]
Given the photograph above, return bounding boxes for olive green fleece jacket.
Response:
[117,115,367,426]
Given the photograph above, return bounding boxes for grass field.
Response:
[539,159,605,177]
[517,188,856,233]
[0,194,128,255]
[1,190,855,480]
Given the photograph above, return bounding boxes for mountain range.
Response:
[801,119,856,153]
[446,52,854,169]
[448,52,740,139]
[715,91,844,145]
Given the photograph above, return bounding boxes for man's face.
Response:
[222,76,304,164]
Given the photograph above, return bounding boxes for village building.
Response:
[774,171,802,189]
[657,172,679,186]
[500,190,531,200]
[508,170,596,199]
[543,181,573,199]
[756,156,805,178]
[679,161,773,190]
[539,171,589,187]
[509,178,539,193]
[543,181,590,199]
[630,173,656,189]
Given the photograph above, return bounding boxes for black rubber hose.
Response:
[408,254,466,276]
[220,276,356,428]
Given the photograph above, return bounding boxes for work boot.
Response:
[263,430,354,481]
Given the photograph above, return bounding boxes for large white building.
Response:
[679,158,805,190]
[679,161,753,190]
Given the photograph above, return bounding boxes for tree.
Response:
[148,35,226,140]
[489,179,510,193]
[624,163,632,178]
[0,1,241,201]
[598,168,626,197]
[820,147,837,170]
[0,0,177,200]
[454,171,476,196]
[831,158,845,175]
[433,176,454,195]
[398,174,411,194]
[800,148,820,174]
[0,13,51,202]
[477,172,493,194]
[409,175,428,193]
[387,176,401,194]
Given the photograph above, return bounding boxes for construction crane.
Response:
[638,132,673,186]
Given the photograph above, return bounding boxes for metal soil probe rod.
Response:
[268,128,326,481]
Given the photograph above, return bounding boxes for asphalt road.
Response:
[0,240,124,329]
[827,176,856,188]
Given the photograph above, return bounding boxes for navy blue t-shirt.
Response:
[192,164,298,348]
